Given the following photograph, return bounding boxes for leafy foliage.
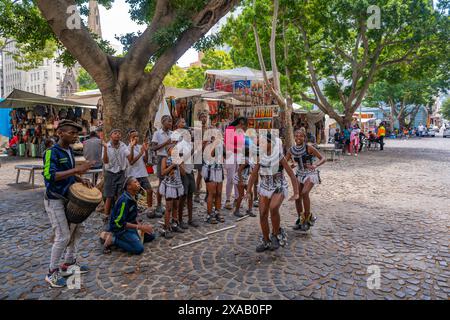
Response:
[440,97,450,120]
[77,68,98,91]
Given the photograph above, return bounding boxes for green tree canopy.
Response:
[221,0,450,127]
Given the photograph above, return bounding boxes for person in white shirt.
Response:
[151,115,175,217]
[418,123,425,137]
[102,129,131,218]
[126,129,152,216]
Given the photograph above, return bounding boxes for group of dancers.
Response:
[154,113,326,252]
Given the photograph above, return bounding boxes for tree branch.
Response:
[129,0,239,113]
[36,0,114,91]
[118,0,176,90]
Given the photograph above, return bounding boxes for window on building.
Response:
[56,72,61,80]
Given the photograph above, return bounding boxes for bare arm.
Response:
[102,144,109,164]
[161,157,176,176]
[151,139,172,152]
[307,146,326,169]
[127,144,135,164]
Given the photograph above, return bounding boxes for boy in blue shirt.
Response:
[43,120,93,288]
[101,176,156,254]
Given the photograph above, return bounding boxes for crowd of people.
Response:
[41,112,328,288]
[333,122,387,153]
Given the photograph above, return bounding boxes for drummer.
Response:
[42,119,94,288]
[101,176,156,255]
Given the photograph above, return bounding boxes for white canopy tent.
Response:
[205,67,273,81]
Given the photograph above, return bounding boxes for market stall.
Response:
[292,107,326,144]
[0,89,97,157]
[203,67,280,129]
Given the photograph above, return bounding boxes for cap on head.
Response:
[109,128,121,136]
[57,119,83,132]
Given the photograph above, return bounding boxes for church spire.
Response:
[88,0,102,39]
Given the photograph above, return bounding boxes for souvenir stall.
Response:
[352,112,377,134]
[0,89,97,157]
[163,87,208,127]
[292,107,326,144]
[203,67,280,130]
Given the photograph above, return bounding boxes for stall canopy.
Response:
[67,89,102,106]
[66,87,208,102]
[205,67,273,81]
[0,89,97,109]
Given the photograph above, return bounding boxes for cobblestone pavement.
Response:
[0,138,449,300]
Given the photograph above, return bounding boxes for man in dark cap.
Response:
[42,119,94,288]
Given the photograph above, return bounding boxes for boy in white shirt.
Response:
[127,129,153,215]
[102,129,131,218]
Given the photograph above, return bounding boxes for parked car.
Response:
[425,129,436,137]
[443,127,450,138]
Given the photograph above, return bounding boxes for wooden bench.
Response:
[15,164,44,188]
[323,148,343,161]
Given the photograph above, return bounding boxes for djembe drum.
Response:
[66,183,102,224]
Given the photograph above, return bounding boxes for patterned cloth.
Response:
[258,139,288,198]
[159,157,184,199]
[290,144,320,185]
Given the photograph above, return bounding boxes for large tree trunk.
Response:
[102,85,164,139]
[36,0,238,141]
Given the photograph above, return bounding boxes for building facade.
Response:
[1,41,67,97]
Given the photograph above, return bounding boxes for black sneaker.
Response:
[277,228,288,247]
[233,209,245,218]
[171,220,185,233]
[163,228,174,239]
[246,209,257,217]
[188,220,200,228]
[256,238,273,252]
[299,223,310,232]
[179,221,189,230]
[205,214,218,224]
[293,214,304,230]
[270,233,280,250]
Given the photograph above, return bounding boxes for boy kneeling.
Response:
[101,177,155,254]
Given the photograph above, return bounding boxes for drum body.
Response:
[66,183,102,224]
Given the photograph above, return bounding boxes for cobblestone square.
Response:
[0,138,449,300]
